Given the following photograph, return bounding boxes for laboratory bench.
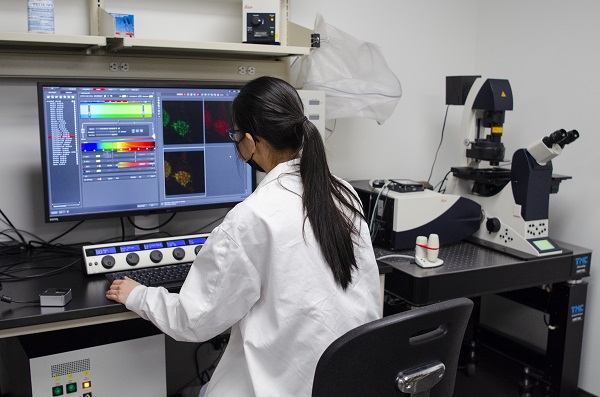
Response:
[376,239,592,397]
[0,240,591,397]
[0,251,392,338]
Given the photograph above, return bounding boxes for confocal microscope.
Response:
[444,76,579,258]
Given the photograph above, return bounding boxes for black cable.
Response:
[434,170,452,193]
[120,217,126,242]
[199,342,227,384]
[0,252,76,270]
[324,119,337,141]
[0,257,80,282]
[0,295,40,304]
[427,105,450,183]
[542,285,557,330]
[1,224,83,257]
[0,232,19,245]
[47,221,85,244]
[370,192,391,242]
[173,336,229,395]
[194,342,212,379]
[0,208,26,246]
[369,183,393,242]
[25,241,81,255]
[127,213,177,231]
[197,335,229,384]
[190,215,226,235]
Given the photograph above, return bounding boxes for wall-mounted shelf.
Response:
[0,32,106,53]
[0,0,313,80]
[105,37,310,58]
[0,32,310,60]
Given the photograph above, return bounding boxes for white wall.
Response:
[473,1,600,394]
[297,2,599,395]
[291,2,600,394]
[0,0,598,394]
[290,1,479,183]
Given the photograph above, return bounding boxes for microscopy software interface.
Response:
[39,83,253,221]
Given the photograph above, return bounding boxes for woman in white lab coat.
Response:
[106,76,382,397]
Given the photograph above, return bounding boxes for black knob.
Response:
[251,15,262,26]
[194,245,203,255]
[126,253,140,266]
[486,217,502,233]
[150,250,163,263]
[173,247,185,261]
[101,255,116,269]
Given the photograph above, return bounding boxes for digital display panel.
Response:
[94,247,117,255]
[189,237,208,245]
[533,239,556,251]
[119,244,141,253]
[144,242,164,250]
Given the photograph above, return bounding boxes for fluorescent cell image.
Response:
[163,101,204,145]
[164,150,205,196]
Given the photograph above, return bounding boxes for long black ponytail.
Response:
[231,76,366,290]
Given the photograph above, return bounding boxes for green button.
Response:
[66,383,77,393]
[52,385,64,396]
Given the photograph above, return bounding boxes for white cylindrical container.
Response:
[415,236,428,259]
[427,234,440,262]
[28,0,55,34]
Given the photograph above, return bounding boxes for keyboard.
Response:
[105,262,192,290]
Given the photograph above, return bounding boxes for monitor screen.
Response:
[37,80,254,223]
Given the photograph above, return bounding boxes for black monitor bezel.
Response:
[37,79,254,223]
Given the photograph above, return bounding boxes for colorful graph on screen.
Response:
[79,102,154,119]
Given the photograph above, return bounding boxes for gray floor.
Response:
[454,360,525,397]
[453,355,596,397]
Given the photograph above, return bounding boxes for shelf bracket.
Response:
[89,0,105,36]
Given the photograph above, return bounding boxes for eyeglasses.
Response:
[226,127,243,143]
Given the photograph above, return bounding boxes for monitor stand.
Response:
[134,214,160,236]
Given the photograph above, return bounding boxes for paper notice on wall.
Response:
[28,0,55,34]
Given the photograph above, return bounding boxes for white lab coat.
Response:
[126,159,382,397]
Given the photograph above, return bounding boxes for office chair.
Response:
[312,297,473,397]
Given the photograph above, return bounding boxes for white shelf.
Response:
[106,37,310,58]
[0,32,106,50]
[0,32,310,59]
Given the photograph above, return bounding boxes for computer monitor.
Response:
[37,80,254,223]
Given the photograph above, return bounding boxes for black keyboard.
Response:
[105,263,192,290]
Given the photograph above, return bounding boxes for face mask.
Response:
[246,152,265,173]
[235,136,265,173]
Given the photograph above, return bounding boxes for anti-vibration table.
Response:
[376,239,592,397]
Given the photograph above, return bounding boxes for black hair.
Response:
[231,76,365,290]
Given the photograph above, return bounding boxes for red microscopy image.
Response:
[205,101,233,144]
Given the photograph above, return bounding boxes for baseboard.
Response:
[579,389,599,397]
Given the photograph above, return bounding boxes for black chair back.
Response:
[312,297,473,397]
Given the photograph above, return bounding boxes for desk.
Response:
[0,254,392,338]
[1,242,587,396]
[0,255,137,338]
[0,254,388,396]
[376,240,592,397]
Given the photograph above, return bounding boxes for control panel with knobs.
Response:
[82,234,209,275]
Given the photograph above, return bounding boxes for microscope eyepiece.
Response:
[562,129,580,146]
[542,129,567,148]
